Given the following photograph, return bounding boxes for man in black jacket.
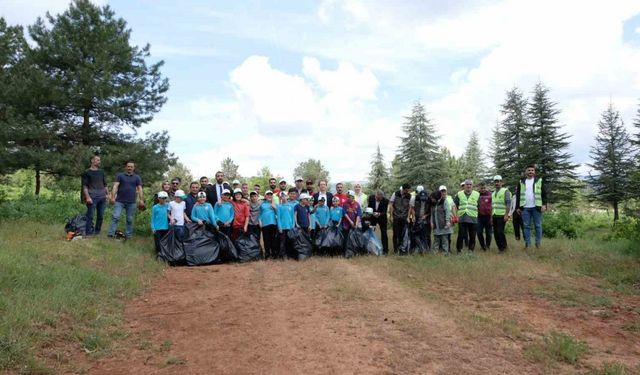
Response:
[368,189,389,255]
[312,180,333,207]
[205,171,230,206]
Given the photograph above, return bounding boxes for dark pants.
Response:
[248,224,261,241]
[512,211,524,240]
[392,218,408,254]
[262,225,278,259]
[85,196,106,235]
[378,220,389,255]
[477,215,492,250]
[492,216,507,251]
[278,229,292,259]
[456,222,476,251]
[218,224,232,238]
[154,229,168,253]
[173,225,186,241]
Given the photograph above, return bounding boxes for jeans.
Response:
[522,207,542,246]
[476,215,492,250]
[108,201,136,238]
[85,196,106,235]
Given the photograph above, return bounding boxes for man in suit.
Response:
[312,180,333,207]
[205,171,230,206]
[368,189,389,255]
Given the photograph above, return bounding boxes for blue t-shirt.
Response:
[277,203,295,230]
[214,201,234,224]
[151,203,169,231]
[314,205,331,227]
[115,173,142,203]
[330,206,344,222]
[259,201,277,226]
[191,202,216,224]
[294,204,311,228]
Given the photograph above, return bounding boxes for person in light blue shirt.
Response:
[277,193,295,259]
[214,189,234,237]
[191,191,218,229]
[330,196,344,226]
[313,197,331,229]
[288,188,299,206]
[151,191,170,253]
[260,191,279,259]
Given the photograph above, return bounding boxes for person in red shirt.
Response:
[341,190,362,231]
[231,188,250,240]
[334,182,348,206]
[477,182,493,250]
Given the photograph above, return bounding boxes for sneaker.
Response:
[535,243,540,249]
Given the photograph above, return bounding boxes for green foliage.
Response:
[220,157,241,182]
[541,209,582,239]
[493,87,529,187]
[165,160,194,190]
[246,166,281,194]
[525,330,588,365]
[608,216,640,244]
[0,221,162,372]
[461,131,487,183]
[587,103,634,221]
[589,362,628,375]
[394,102,446,189]
[293,158,330,184]
[367,143,389,194]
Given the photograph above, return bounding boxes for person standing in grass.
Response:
[312,197,331,229]
[81,155,109,236]
[151,191,170,253]
[476,182,493,251]
[248,191,262,239]
[453,179,479,252]
[169,190,190,240]
[330,196,344,227]
[108,160,144,239]
[231,188,250,240]
[199,176,210,192]
[389,184,412,254]
[491,175,511,252]
[294,193,312,232]
[431,190,452,254]
[184,181,200,219]
[368,190,389,255]
[515,165,547,249]
[277,192,295,259]
[342,190,362,232]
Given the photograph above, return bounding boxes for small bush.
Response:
[542,210,581,239]
[525,330,588,365]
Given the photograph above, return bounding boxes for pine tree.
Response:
[441,147,465,192]
[587,103,634,221]
[395,102,445,189]
[461,131,487,184]
[220,157,241,182]
[523,83,578,204]
[367,143,389,194]
[493,87,529,187]
[629,101,640,199]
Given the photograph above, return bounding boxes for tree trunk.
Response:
[613,201,619,222]
[35,168,41,197]
[82,106,91,145]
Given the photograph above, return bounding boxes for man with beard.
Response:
[205,171,230,206]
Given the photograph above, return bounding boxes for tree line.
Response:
[0,0,174,195]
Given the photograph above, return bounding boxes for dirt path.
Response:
[80,258,547,375]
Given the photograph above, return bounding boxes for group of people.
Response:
[81,155,547,257]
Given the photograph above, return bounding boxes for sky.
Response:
[3,0,640,183]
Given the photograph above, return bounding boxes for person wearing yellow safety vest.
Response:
[453,179,480,252]
[515,165,547,249]
[491,175,511,252]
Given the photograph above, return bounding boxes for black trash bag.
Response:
[235,232,262,262]
[410,222,429,254]
[320,225,344,256]
[157,226,186,264]
[397,225,411,255]
[182,224,221,266]
[362,228,383,256]
[65,214,87,236]
[344,229,366,258]
[314,228,326,249]
[214,230,239,262]
[289,228,312,260]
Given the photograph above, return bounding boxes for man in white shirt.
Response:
[169,190,191,240]
[515,165,546,249]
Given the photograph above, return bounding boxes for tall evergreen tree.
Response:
[461,131,487,183]
[629,101,640,199]
[523,83,578,204]
[493,87,529,187]
[395,102,445,189]
[367,143,389,194]
[220,157,241,182]
[587,103,634,221]
[441,147,465,192]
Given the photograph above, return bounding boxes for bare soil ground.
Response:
[76,258,640,375]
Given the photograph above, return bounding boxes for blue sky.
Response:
[3,0,640,183]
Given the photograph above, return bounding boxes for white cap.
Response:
[279,178,286,183]
[232,179,240,184]
[493,175,503,181]
[365,207,374,214]
[416,185,424,192]
[265,190,273,195]
[222,189,231,195]
[460,181,465,187]
[158,191,168,199]
[175,189,186,198]
[233,188,242,194]
[347,190,356,197]
[439,185,447,191]
[197,191,206,199]
[299,193,310,200]
[295,176,303,181]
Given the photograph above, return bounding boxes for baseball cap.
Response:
[175,189,186,199]
[439,185,447,191]
[299,193,310,200]
[232,179,240,184]
[295,176,303,181]
[464,179,473,185]
[365,207,374,214]
[158,191,168,199]
[233,188,242,194]
[493,175,503,181]
[265,190,273,195]
[460,182,465,187]
[249,191,257,196]
[416,185,424,192]
[222,189,231,195]
[197,191,206,199]
[347,190,355,197]
[318,196,326,201]
[279,179,286,183]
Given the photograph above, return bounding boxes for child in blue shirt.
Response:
[151,191,170,253]
[260,191,279,259]
[214,189,234,237]
[191,191,218,230]
[312,197,331,229]
[277,193,295,259]
[330,196,344,226]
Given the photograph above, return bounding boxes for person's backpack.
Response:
[65,214,87,240]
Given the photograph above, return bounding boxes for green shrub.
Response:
[542,210,581,239]
[525,330,588,365]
